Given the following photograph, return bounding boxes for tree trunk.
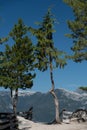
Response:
[49,62,61,124]
[50,89,61,123]
[10,88,18,116]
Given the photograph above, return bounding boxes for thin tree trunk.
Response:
[10,88,18,116]
[10,88,12,98]
[49,61,61,124]
[50,89,60,123]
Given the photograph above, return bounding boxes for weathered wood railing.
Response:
[62,109,87,123]
[0,113,18,130]
[62,111,73,123]
[17,106,33,120]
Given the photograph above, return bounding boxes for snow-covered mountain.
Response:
[0,88,87,122]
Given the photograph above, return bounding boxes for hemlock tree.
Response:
[30,9,67,123]
[0,19,36,114]
[64,0,87,90]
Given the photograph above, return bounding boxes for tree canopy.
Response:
[0,19,36,91]
[64,0,87,62]
[30,9,66,71]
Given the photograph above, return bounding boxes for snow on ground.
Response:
[18,116,87,130]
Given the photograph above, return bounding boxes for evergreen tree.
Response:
[0,19,36,114]
[64,0,87,62]
[30,9,67,123]
[64,0,87,90]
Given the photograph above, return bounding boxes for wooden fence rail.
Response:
[62,109,87,123]
[62,111,73,123]
[0,113,18,130]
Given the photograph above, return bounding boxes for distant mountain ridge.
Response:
[0,88,87,122]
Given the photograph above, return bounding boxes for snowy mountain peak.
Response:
[18,90,35,96]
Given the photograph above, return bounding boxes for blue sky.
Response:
[0,0,87,92]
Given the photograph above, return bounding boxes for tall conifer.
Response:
[30,9,66,123]
[0,19,36,114]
